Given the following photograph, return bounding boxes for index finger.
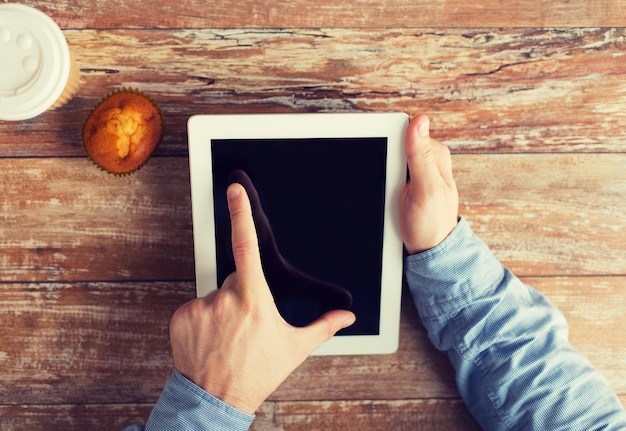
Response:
[227,183,265,284]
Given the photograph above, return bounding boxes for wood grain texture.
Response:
[251,399,483,431]
[3,0,626,428]
[1,155,624,282]
[0,404,153,431]
[1,28,625,156]
[0,158,193,282]
[0,278,623,406]
[0,281,190,405]
[0,400,482,431]
[456,153,626,276]
[258,396,626,430]
[3,396,626,431]
[23,0,626,29]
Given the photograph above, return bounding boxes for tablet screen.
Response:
[211,137,387,336]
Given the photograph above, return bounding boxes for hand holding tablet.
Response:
[400,115,459,254]
[188,113,408,355]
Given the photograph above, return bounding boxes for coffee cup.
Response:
[0,3,80,121]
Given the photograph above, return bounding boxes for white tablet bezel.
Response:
[187,113,408,355]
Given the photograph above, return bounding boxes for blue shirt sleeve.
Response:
[123,370,254,431]
[404,217,626,430]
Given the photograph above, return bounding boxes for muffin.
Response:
[82,89,163,174]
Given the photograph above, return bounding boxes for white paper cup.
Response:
[0,3,80,121]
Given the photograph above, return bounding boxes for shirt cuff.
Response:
[145,370,255,431]
[403,217,506,320]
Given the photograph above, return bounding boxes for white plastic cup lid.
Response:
[0,3,71,121]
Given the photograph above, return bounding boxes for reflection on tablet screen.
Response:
[211,138,387,336]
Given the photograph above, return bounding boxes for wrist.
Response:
[404,216,459,255]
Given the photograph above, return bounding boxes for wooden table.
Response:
[1,1,625,429]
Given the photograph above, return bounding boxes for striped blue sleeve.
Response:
[124,370,254,431]
[404,217,626,430]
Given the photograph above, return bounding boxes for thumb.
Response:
[405,115,441,190]
[295,310,356,354]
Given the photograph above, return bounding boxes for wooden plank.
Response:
[256,397,626,430]
[0,400,481,430]
[0,278,623,405]
[456,154,626,276]
[0,281,192,405]
[252,399,482,431]
[0,404,153,431]
[0,158,194,282]
[2,28,626,156]
[25,0,626,29]
[2,396,624,430]
[1,154,624,282]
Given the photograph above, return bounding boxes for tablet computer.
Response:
[187,113,408,355]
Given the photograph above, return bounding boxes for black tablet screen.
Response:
[211,137,387,336]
